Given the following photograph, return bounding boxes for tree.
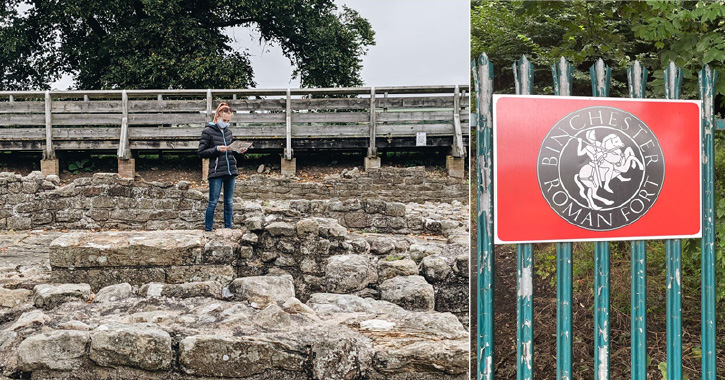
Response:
[472,0,725,301]
[0,0,375,90]
[471,0,725,104]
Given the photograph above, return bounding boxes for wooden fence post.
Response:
[447,85,466,178]
[201,89,212,181]
[117,90,134,179]
[40,90,59,176]
[281,88,296,177]
[365,87,381,170]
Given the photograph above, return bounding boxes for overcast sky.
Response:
[51,0,469,89]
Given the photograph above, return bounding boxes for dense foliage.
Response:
[0,0,375,90]
[472,0,725,103]
[472,0,725,301]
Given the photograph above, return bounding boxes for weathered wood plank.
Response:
[0,101,45,113]
[292,112,369,123]
[291,98,369,110]
[0,136,467,152]
[0,97,469,115]
[0,122,468,141]
[0,114,46,125]
[130,100,205,112]
[376,111,462,122]
[0,86,469,99]
[0,128,45,139]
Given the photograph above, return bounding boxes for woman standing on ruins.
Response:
[197,103,246,231]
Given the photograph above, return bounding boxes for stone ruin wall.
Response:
[0,168,467,231]
[49,210,468,326]
[0,168,469,379]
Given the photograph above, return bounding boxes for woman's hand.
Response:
[217,145,230,152]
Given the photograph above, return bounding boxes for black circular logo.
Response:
[537,106,665,231]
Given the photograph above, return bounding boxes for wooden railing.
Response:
[0,86,469,160]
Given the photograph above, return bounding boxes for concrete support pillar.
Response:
[201,158,209,181]
[40,159,59,177]
[118,158,135,179]
[281,158,296,177]
[364,156,381,171]
[446,155,465,179]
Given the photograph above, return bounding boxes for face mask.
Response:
[217,121,229,129]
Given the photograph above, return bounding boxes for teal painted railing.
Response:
[473,54,718,380]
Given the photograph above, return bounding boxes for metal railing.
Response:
[473,54,717,380]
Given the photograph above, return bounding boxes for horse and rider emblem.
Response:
[537,106,665,231]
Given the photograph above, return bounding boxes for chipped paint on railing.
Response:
[699,64,718,380]
[474,53,496,380]
[664,61,683,380]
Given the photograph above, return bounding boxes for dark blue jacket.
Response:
[197,122,239,179]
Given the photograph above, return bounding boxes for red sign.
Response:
[494,95,701,244]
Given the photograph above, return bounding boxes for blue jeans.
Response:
[205,175,236,231]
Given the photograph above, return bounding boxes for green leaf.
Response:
[68,163,78,171]
[658,362,667,378]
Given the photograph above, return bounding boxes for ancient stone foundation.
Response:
[0,222,468,379]
[0,171,466,232]
[47,219,467,321]
[0,167,469,380]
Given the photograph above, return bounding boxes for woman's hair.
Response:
[213,102,233,123]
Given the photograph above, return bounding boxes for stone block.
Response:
[281,157,296,177]
[379,275,435,311]
[94,283,133,303]
[201,158,209,181]
[296,218,319,236]
[446,155,465,179]
[179,335,305,377]
[453,254,469,278]
[7,216,31,230]
[33,283,92,309]
[49,230,205,268]
[310,328,372,380]
[230,274,295,307]
[372,339,468,375]
[51,268,166,292]
[408,244,443,263]
[378,258,419,282]
[266,221,296,236]
[40,159,60,177]
[343,212,369,228]
[385,202,407,217]
[203,230,243,265]
[139,281,222,299]
[166,265,235,284]
[118,158,136,179]
[325,255,378,293]
[90,324,172,371]
[364,156,381,170]
[421,256,452,282]
[435,284,468,314]
[0,288,32,308]
[17,330,89,371]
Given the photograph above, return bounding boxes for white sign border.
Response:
[492,94,703,244]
